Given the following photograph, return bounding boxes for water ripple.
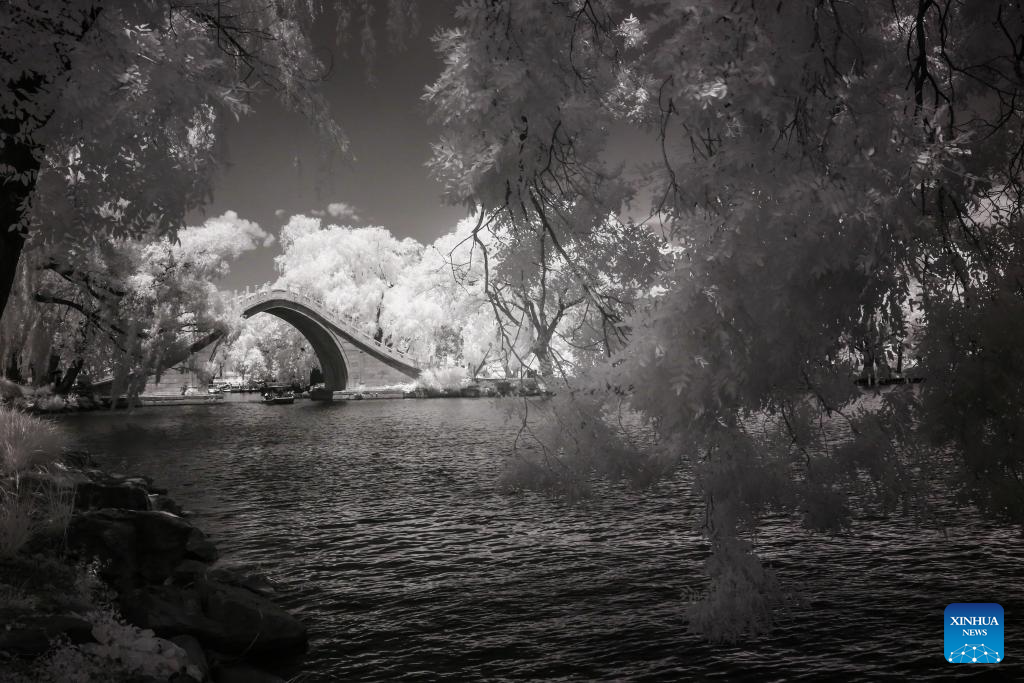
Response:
[59,398,1024,681]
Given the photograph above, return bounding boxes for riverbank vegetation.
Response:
[2,0,1023,650]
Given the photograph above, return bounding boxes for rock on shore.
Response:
[1,451,308,682]
[67,509,220,588]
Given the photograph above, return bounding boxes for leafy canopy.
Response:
[426,0,1024,641]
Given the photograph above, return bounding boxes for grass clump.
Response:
[1,407,66,475]
[0,408,70,558]
[0,484,75,559]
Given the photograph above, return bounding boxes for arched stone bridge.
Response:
[238,285,423,392]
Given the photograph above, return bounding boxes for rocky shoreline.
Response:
[0,451,308,682]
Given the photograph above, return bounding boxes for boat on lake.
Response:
[261,388,295,405]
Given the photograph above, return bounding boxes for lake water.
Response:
[58,398,1023,681]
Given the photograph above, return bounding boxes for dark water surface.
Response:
[58,398,1023,681]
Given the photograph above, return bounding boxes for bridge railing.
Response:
[235,283,425,367]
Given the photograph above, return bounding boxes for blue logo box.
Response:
[945,603,1004,663]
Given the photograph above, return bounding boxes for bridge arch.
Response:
[242,299,350,390]
[239,287,423,393]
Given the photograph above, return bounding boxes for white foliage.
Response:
[271,213,496,367]
[616,14,646,49]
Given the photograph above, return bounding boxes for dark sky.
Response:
[193,3,659,292]
[190,4,469,291]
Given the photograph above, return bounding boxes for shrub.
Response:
[0,377,23,402]
[35,395,69,413]
[17,609,196,683]
[1,408,66,475]
[415,366,468,392]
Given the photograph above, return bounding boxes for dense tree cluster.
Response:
[229,213,626,381]
[0,212,271,395]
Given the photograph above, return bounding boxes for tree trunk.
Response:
[5,351,23,383]
[534,347,554,379]
[57,358,85,395]
[531,330,555,379]
[374,293,386,342]
[188,328,224,355]
[46,354,61,386]
[860,345,875,386]
[0,228,27,322]
[471,345,492,380]
[0,75,45,321]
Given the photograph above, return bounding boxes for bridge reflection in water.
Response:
[238,285,423,396]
